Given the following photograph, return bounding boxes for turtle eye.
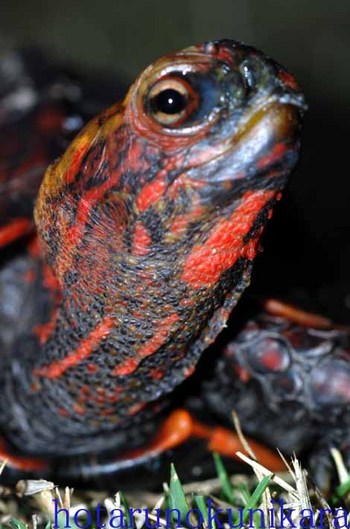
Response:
[147,77,199,127]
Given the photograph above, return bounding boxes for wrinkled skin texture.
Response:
[0,40,304,480]
[204,305,350,490]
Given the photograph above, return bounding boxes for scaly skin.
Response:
[204,300,350,489]
[0,40,305,478]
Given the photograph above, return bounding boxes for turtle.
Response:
[0,39,315,487]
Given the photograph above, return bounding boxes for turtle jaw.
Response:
[231,97,304,189]
[182,95,303,214]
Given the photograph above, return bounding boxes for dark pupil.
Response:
[150,88,187,115]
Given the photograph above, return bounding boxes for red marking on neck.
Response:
[169,205,204,236]
[64,186,108,248]
[58,152,123,277]
[127,402,146,416]
[182,365,196,378]
[34,317,114,379]
[133,222,152,256]
[138,313,179,359]
[42,263,60,292]
[151,368,165,381]
[181,190,275,288]
[72,402,86,416]
[112,313,179,377]
[87,363,99,374]
[33,318,57,346]
[136,177,167,212]
[113,358,138,376]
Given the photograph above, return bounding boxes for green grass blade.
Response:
[119,491,132,528]
[331,474,350,504]
[194,495,210,526]
[241,474,272,525]
[212,452,235,504]
[10,520,27,529]
[168,463,191,524]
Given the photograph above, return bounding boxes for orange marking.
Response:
[182,190,275,287]
[217,47,236,65]
[0,218,32,247]
[34,317,114,379]
[264,299,333,329]
[0,437,48,472]
[64,141,90,184]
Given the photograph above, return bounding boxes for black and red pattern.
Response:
[0,41,305,483]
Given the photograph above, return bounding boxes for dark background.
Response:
[1,0,349,320]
